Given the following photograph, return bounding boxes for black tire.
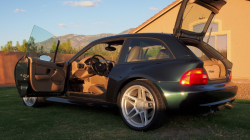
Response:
[22,97,46,107]
[118,80,167,131]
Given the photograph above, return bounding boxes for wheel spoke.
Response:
[145,106,154,110]
[126,108,135,118]
[141,87,146,101]
[129,112,138,120]
[125,94,137,101]
[124,98,135,106]
[137,87,142,99]
[144,109,148,125]
[139,112,145,125]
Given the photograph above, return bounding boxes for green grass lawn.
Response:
[0,87,250,140]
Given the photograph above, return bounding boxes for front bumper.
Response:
[153,81,238,110]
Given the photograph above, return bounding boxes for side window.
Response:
[125,38,173,62]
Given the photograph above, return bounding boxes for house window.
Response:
[194,23,227,58]
[193,23,219,33]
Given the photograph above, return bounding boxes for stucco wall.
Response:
[0,51,25,86]
[135,0,250,79]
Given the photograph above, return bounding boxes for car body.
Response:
[14,0,237,131]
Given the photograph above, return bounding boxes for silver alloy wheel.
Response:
[121,85,155,128]
[23,97,37,107]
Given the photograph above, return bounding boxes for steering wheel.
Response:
[90,55,109,76]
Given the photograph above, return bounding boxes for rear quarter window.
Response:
[163,35,197,59]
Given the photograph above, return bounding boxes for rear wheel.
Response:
[22,97,46,107]
[119,80,166,131]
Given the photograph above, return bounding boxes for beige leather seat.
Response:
[127,46,144,62]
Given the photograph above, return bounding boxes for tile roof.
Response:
[129,0,182,34]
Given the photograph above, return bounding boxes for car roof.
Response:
[91,33,173,44]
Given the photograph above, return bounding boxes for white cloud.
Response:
[63,1,95,7]
[42,5,47,7]
[149,7,158,11]
[74,24,84,27]
[70,23,74,24]
[93,22,110,25]
[13,9,26,13]
[58,23,67,28]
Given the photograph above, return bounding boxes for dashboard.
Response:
[71,56,115,79]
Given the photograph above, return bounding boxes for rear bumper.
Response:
[199,97,235,106]
[153,81,238,110]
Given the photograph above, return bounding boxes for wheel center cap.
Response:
[136,101,144,109]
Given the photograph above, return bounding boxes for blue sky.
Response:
[0,0,175,47]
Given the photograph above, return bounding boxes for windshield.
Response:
[181,0,212,33]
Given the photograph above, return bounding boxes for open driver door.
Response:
[15,26,67,97]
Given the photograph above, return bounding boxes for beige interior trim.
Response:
[28,57,66,92]
[35,75,51,80]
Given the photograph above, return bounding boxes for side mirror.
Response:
[40,55,51,61]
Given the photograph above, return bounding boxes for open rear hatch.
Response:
[173,0,232,83]
[173,0,227,40]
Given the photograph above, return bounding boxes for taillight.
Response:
[229,70,232,81]
[180,68,208,85]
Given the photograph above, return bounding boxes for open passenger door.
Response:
[15,26,67,97]
[173,0,227,41]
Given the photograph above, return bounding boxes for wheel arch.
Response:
[114,78,169,110]
[114,77,148,104]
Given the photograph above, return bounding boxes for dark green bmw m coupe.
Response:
[15,0,237,131]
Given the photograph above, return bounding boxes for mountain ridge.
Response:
[57,28,134,49]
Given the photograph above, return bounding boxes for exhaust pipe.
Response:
[204,100,235,116]
[217,101,234,111]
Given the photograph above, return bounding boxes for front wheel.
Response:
[119,80,166,131]
[22,97,46,107]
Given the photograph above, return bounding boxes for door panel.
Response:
[29,57,66,92]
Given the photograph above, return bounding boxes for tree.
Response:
[14,41,21,52]
[0,41,13,51]
[50,41,57,53]
[1,45,7,51]
[19,39,28,52]
[7,41,13,51]
[38,46,45,53]
[27,37,37,52]
[65,39,72,54]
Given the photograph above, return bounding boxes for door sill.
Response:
[68,91,106,101]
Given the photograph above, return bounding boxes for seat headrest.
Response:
[127,46,143,62]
